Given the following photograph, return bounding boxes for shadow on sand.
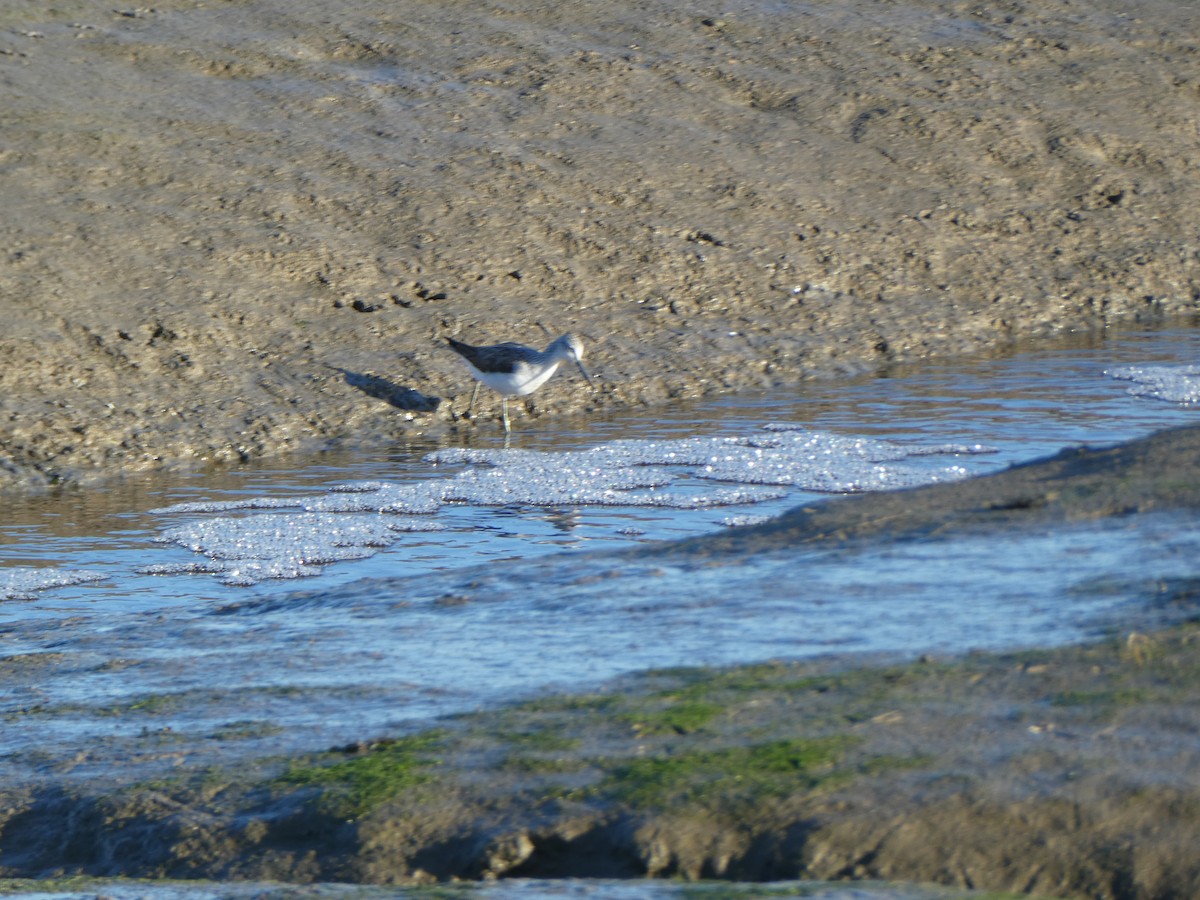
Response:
[328,366,441,413]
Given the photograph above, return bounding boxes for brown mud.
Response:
[1,0,1198,490]
[1,427,1199,898]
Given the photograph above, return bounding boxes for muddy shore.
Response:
[3,0,1200,895]
[1,427,1199,898]
[1,0,1198,490]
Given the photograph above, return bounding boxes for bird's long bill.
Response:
[575,360,595,386]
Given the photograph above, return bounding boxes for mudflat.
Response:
[1,0,1197,490]
[3,2,1200,896]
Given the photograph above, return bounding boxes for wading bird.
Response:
[446,332,594,432]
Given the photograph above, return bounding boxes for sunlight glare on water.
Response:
[1107,363,1200,404]
[131,429,985,587]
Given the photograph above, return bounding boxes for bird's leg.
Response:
[468,382,480,418]
[501,397,512,433]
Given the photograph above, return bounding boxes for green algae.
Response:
[278,731,447,818]
[52,622,1195,892]
[594,736,861,810]
[623,699,725,736]
[499,754,589,775]
[208,719,285,741]
[511,692,621,714]
[494,728,581,752]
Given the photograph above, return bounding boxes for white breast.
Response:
[507,359,563,396]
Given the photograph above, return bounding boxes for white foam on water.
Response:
[303,481,444,514]
[0,567,107,601]
[435,454,682,506]
[149,513,443,585]
[1107,365,1200,404]
[142,425,990,586]
[147,496,304,515]
[151,481,444,516]
[722,514,773,527]
[137,561,229,578]
[429,429,989,494]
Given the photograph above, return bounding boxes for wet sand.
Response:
[1,0,1198,490]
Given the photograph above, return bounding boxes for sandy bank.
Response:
[0,0,1197,489]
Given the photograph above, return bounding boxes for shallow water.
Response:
[4,325,1198,608]
[0,325,1199,790]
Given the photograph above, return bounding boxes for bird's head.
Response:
[554,333,593,386]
